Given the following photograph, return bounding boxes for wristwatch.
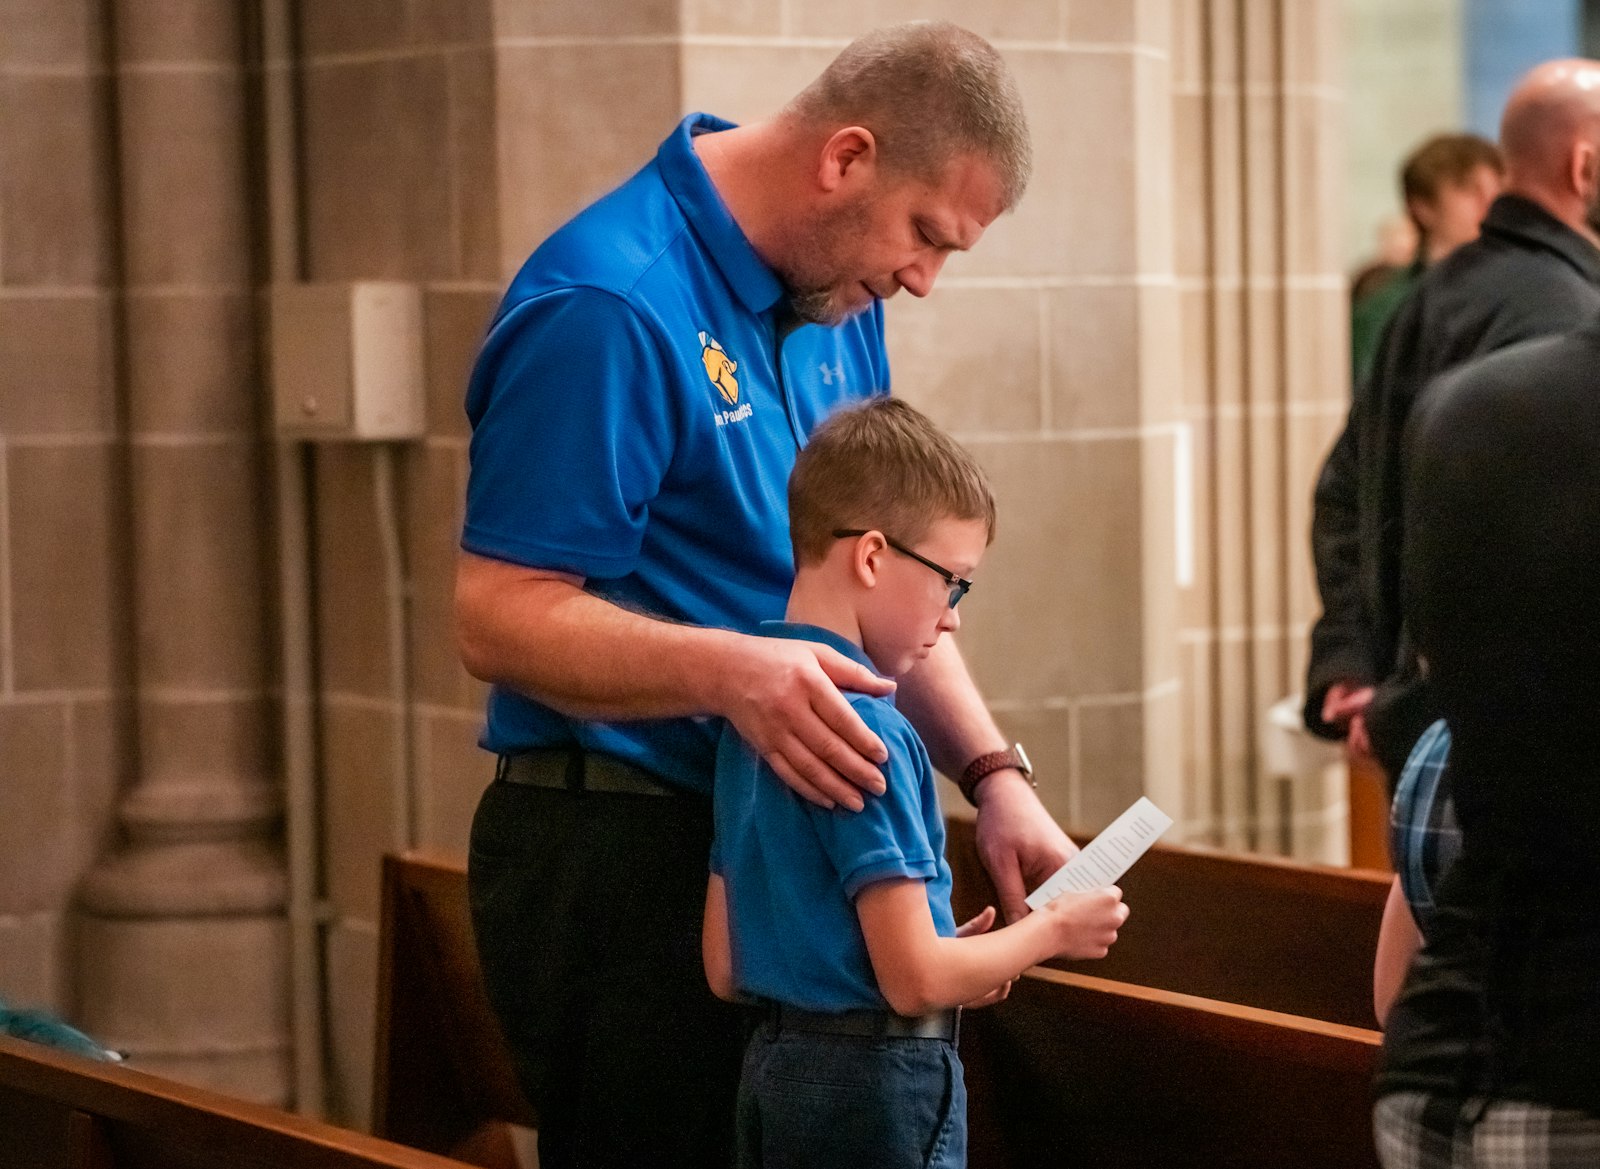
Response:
[958,742,1033,807]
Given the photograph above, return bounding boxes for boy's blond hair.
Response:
[789,397,996,567]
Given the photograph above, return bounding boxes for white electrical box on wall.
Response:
[270,281,425,441]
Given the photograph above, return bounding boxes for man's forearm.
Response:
[455,550,736,720]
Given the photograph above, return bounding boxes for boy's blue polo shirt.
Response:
[462,114,889,793]
[711,622,958,1012]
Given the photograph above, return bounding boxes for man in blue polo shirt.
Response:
[457,22,1074,1169]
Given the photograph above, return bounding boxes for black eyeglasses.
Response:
[832,529,973,608]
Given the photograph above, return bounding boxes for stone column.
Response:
[74,0,289,1104]
[1173,0,1345,853]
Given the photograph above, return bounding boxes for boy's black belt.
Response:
[496,748,680,796]
[767,1002,960,1042]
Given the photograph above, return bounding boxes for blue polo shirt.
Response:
[710,622,958,1011]
[462,114,889,792]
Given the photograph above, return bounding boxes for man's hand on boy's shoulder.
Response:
[724,635,894,812]
[973,773,1078,924]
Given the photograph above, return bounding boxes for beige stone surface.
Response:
[406,444,478,711]
[75,914,290,1105]
[680,43,838,128]
[130,441,267,689]
[116,69,251,287]
[312,446,392,698]
[138,696,273,790]
[973,49,1139,280]
[301,55,455,282]
[1285,284,1347,404]
[1170,0,1205,92]
[448,49,503,284]
[1068,0,1172,48]
[322,701,402,921]
[0,74,114,287]
[424,289,497,439]
[0,704,72,913]
[0,0,103,69]
[302,0,489,56]
[682,0,783,37]
[112,0,239,65]
[791,0,1061,41]
[960,436,1148,703]
[1172,96,1208,279]
[493,0,676,39]
[0,913,66,1012]
[323,919,379,1130]
[0,295,117,435]
[887,287,1042,436]
[1139,430,1181,683]
[65,696,135,865]
[9,443,122,691]
[1075,696,1150,832]
[416,710,490,853]
[494,43,680,270]
[124,292,258,433]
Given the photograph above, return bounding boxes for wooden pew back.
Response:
[373,847,1382,1169]
[961,966,1382,1169]
[946,817,1390,1029]
[0,1034,468,1169]
[373,850,536,1161]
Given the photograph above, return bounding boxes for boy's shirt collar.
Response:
[757,620,883,680]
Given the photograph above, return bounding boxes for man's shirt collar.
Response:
[658,113,786,316]
[1482,193,1600,286]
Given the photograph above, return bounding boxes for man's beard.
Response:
[772,197,875,327]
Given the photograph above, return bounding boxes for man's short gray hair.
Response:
[784,22,1032,210]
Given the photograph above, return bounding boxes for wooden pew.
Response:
[961,967,1381,1169]
[374,848,1383,1169]
[946,816,1391,1030]
[373,851,536,1167]
[0,1033,469,1169]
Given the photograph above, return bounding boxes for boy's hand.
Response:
[955,905,1012,1008]
[1038,886,1128,960]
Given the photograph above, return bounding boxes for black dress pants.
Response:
[468,776,749,1169]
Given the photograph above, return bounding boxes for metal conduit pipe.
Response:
[259,0,326,1117]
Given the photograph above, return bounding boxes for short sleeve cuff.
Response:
[841,852,938,900]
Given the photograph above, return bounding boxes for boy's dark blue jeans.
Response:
[736,1019,968,1168]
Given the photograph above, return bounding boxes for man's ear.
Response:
[1571,140,1600,202]
[816,126,877,193]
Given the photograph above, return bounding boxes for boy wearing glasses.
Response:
[703,398,1129,1169]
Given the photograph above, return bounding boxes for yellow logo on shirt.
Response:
[699,332,739,405]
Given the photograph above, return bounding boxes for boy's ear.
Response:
[847,529,889,589]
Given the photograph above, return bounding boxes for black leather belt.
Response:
[767,1002,960,1042]
[496,748,680,797]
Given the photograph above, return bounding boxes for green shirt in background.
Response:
[1350,259,1424,388]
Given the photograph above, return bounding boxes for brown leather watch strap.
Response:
[957,743,1032,807]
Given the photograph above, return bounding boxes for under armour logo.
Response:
[818,362,844,386]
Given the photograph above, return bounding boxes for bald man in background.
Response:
[1305,59,1600,782]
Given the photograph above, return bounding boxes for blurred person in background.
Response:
[1305,60,1600,785]
[1350,134,1504,388]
